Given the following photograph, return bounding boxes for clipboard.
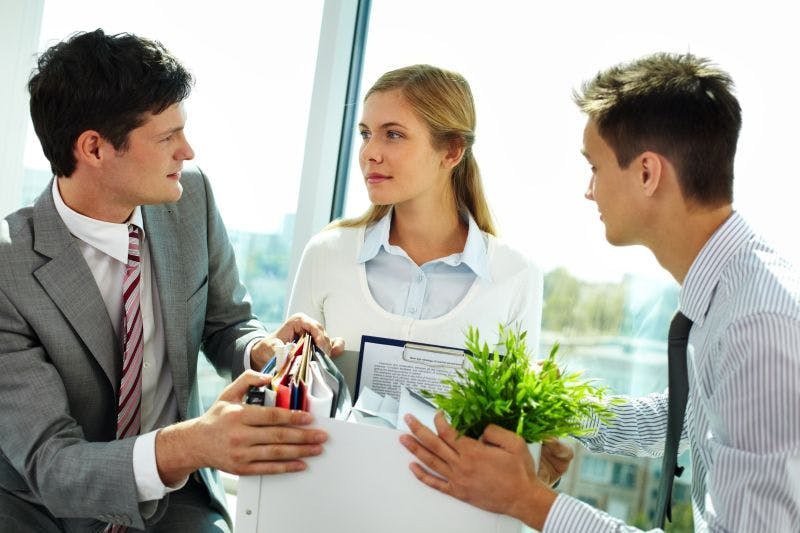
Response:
[354,336,468,402]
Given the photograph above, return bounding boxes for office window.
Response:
[579,456,611,485]
[612,463,638,489]
[341,1,800,529]
[23,1,324,405]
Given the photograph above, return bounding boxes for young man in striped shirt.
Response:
[401,53,800,532]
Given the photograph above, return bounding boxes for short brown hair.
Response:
[29,29,193,177]
[574,53,741,205]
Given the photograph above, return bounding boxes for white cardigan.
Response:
[287,225,543,353]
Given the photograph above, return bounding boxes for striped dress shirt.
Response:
[544,212,800,532]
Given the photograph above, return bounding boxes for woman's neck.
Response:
[389,198,467,266]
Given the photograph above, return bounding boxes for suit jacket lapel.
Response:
[32,183,121,391]
[142,204,191,418]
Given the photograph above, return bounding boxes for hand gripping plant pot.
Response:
[425,325,617,468]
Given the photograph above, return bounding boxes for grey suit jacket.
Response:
[0,167,266,530]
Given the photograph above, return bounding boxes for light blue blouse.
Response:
[357,209,491,320]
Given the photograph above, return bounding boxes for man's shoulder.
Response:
[0,206,36,255]
[0,206,39,287]
[725,238,800,319]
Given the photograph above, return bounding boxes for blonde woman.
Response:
[287,64,542,351]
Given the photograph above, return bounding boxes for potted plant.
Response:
[425,325,618,466]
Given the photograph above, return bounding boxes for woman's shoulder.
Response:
[485,234,542,279]
[305,224,364,251]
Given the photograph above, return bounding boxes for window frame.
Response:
[286,0,372,298]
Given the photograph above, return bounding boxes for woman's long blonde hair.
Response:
[332,64,496,235]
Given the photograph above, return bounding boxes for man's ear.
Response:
[639,151,663,197]
[441,141,466,171]
[74,130,108,169]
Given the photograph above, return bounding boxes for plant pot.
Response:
[527,441,542,472]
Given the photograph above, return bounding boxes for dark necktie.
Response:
[655,311,693,529]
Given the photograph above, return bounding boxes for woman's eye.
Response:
[387,130,402,140]
[359,130,370,140]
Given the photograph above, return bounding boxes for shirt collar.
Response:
[52,179,145,265]
[358,208,392,263]
[357,207,491,280]
[460,214,491,280]
[680,211,753,325]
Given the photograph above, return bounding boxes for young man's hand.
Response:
[400,412,558,531]
[538,438,574,486]
[154,370,328,485]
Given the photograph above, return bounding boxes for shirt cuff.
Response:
[543,493,632,532]
[243,337,266,371]
[132,430,188,502]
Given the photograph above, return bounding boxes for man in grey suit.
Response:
[0,29,338,532]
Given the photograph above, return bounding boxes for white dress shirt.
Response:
[544,212,800,532]
[52,180,184,503]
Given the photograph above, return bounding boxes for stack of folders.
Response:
[246,333,351,419]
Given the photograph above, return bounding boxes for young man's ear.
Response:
[74,130,109,169]
[639,151,664,197]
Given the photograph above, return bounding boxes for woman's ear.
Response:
[441,141,466,171]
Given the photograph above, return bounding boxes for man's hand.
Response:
[538,438,574,486]
[250,312,345,369]
[155,370,328,485]
[399,412,557,531]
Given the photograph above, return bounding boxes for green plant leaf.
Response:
[424,324,620,443]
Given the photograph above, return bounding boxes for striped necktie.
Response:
[118,224,143,439]
[106,225,144,533]
[655,311,693,529]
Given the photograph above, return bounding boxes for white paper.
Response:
[307,361,334,419]
[358,339,465,400]
[396,386,439,433]
[351,386,399,427]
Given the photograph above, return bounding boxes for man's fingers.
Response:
[538,438,574,484]
[240,405,314,427]
[217,369,269,402]
[399,434,452,478]
[481,424,528,453]
[242,460,308,475]
[405,414,460,461]
[432,411,461,448]
[542,438,573,461]
[243,442,324,462]
[239,424,328,446]
[408,462,453,496]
